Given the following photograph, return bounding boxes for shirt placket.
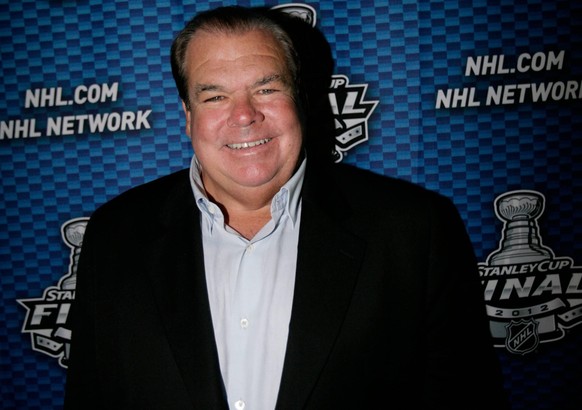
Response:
[227,238,260,410]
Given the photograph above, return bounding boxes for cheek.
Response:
[266,100,302,133]
[277,107,304,144]
[189,110,225,141]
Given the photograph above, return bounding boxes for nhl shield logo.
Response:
[505,318,540,355]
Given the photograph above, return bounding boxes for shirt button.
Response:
[240,318,249,329]
[246,243,254,252]
[234,399,246,410]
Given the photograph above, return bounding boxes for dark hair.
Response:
[170,6,300,110]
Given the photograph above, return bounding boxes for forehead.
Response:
[185,29,289,83]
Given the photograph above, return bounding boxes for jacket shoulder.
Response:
[329,163,451,208]
[88,169,192,229]
[98,169,189,208]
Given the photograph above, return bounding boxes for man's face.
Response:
[182,29,303,203]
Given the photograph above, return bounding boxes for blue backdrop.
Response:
[1,1,581,409]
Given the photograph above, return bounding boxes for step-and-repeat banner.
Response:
[1,1,581,409]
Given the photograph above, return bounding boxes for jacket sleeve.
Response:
[422,194,510,409]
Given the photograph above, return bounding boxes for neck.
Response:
[226,207,272,240]
[205,185,276,240]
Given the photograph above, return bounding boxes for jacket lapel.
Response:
[276,165,366,409]
[142,167,365,409]
[145,174,228,409]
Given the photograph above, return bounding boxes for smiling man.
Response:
[64,6,509,410]
[181,26,303,239]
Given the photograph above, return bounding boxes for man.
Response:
[64,6,509,410]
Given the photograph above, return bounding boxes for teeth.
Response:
[227,138,271,150]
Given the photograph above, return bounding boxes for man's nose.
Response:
[227,96,264,127]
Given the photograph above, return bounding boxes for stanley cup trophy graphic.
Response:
[480,190,582,355]
[489,191,552,266]
[18,217,89,368]
[57,219,87,364]
[61,219,86,290]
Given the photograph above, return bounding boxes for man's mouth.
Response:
[227,138,272,150]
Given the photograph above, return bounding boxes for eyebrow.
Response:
[193,83,221,96]
[193,74,286,97]
[256,74,284,87]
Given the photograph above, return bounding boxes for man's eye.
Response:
[258,89,277,95]
[203,95,224,103]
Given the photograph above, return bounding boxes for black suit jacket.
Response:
[64,162,509,409]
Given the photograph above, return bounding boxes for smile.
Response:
[227,138,272,150]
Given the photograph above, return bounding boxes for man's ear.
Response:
[182,100,191,136]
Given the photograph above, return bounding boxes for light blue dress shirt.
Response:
[189,155,305,410]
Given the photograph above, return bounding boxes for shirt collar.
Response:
[189,154,306,227]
